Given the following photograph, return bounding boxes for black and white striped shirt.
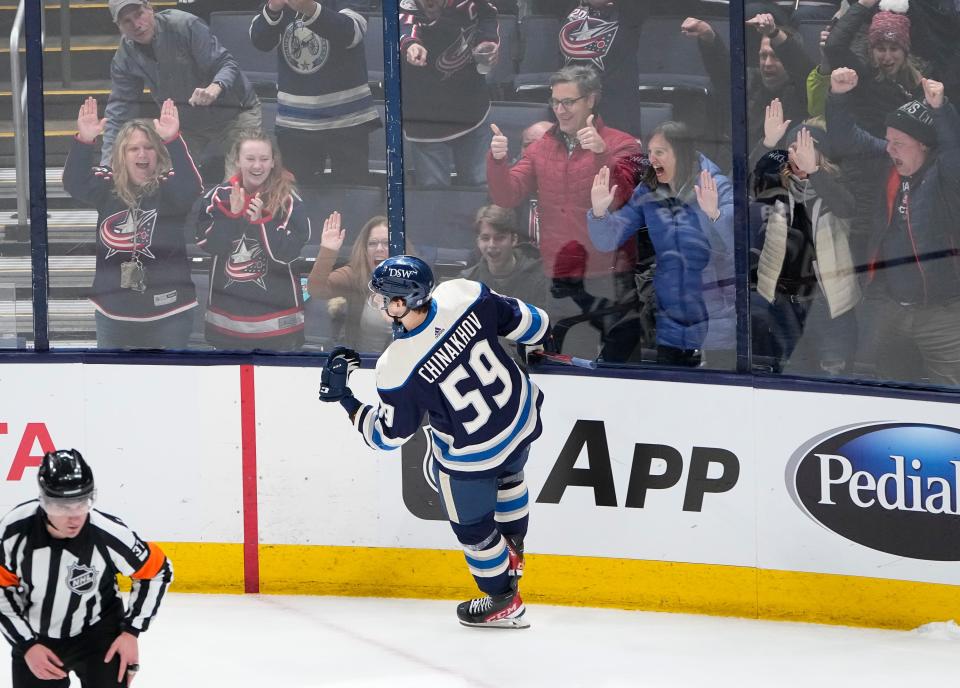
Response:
[0,500,173,651]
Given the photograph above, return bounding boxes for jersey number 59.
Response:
[438,340,512,434]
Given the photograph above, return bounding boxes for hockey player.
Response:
[318,255,550,628]
[0,450,173,687]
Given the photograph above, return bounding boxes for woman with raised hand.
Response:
[822,0,925,137]
[587,121,736,368]
[62,97,202,349]
[751,124,861,375]
[193,130,311,351]
[307,212,393,353]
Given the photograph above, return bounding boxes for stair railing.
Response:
[9,0,45,227]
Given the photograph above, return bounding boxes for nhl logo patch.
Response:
[65,563,98,595]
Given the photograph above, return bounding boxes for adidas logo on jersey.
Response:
[434,327,445,339]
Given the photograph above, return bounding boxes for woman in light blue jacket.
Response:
[588,121,735,368]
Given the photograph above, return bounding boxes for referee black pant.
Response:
[11,616,127,688]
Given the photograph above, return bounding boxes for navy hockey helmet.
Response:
[38,449,95,501]
[369,255,435,309]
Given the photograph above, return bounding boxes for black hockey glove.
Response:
[319,347,361,402]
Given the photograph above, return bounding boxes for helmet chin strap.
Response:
[382,299,411,328]
[39,508,63,534]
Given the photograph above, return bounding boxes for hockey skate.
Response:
[457,589,529,629]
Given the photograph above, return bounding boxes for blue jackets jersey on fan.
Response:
[249,0,379,134]
[349,279,549,477]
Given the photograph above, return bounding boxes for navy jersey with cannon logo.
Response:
[351,279,549,476]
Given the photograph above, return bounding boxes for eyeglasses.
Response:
[548,95,587,110]
[367,240,389,249]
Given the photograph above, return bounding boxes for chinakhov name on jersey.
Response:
[431,374,542,474]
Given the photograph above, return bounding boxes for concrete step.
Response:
[0,167,72,208]
[0,81,111,120]
[0,118,76,161]
[0,297,95,336]
[0,254,94,287]
[0,1,177,38]
[0,206,97,246]
[0,34,119,84]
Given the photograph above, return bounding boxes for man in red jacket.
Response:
[487,65,641,359]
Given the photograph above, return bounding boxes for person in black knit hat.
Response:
[826,67,960,385]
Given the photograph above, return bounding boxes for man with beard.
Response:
[682,12,813,151]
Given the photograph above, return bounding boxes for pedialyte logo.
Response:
[786,423,960,561]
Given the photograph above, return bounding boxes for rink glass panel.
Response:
[398,5,737,370]
[744,7,960,390]
[40,0,388,354]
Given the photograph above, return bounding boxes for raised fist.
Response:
[406,43,428,67]
[680,17,715,42]
[830,67,859,94]
[922,78,945,110]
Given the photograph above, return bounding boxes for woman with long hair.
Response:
[751,120,861,375]
[588,121,735,368]
[194,129,311,351]
[823,0,925,137]
[62,97,202,349]
[307,213,393,353]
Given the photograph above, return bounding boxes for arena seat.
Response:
[364,13,384,88]
[512,15,563,96]
[635,16,728,98]
[260,100,278,135]
[782,1,840,22]
[796,19,830,66]
[486,15,519,94]
[298,185,388,259]
[487,101,553,163]
[209,12,278,89]
[637,102,675,142]
[404,187,491,264]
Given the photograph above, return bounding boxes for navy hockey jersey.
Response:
[0,502,172,651]
[250,1,379,133]
[351,279,549,475]
[193,177,312,340]
[399,0,499,142]
[61,135,201,322]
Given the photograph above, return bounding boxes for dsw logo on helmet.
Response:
[389,268,417,279]
[786,423,960,561]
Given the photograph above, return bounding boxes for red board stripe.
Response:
[240,364,260,593]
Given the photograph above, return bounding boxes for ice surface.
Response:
[0,594,954,687]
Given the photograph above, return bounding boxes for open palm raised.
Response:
[152,99,180,141]
[76,97,106,145]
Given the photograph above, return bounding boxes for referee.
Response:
[0,449,173,686]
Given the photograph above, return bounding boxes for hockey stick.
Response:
[530,351,598,370]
